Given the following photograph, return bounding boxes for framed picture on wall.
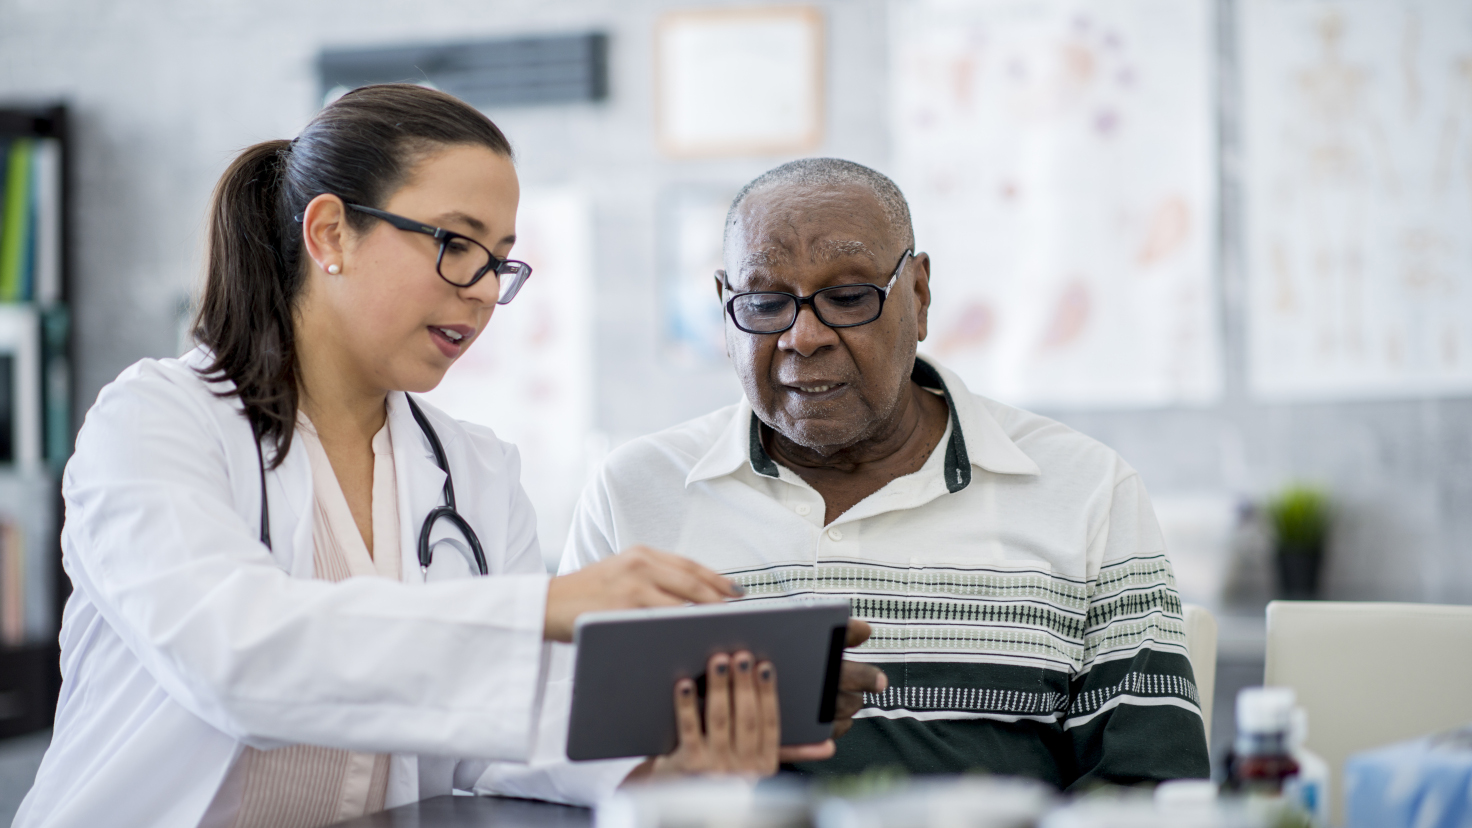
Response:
[659,184,740,367]
[655,6,825,157]
[0,305,41,470]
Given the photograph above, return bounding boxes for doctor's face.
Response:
[307,143,520,394]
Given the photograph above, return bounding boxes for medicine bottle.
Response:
[1225,687,1300,796]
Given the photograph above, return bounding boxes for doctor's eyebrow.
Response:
[431,211,514,247]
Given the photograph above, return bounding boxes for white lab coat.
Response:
[15,348,554,828]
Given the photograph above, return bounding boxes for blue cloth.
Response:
[1345,726,1472,828]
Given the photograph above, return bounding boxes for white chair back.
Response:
[1181,603,1218,743]
[1265,600,1472,825]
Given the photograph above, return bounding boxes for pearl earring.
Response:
[327,264,341,275]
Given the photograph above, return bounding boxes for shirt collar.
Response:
[684,355,1041,488]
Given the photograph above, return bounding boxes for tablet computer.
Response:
[566,598,852,761]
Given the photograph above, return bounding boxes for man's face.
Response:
[719,183,932,454]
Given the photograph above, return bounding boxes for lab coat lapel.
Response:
[384,392,442,805]
[387,392,448,584]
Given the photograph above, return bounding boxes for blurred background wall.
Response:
[0,0,1469,806]
[0,0,1467,610]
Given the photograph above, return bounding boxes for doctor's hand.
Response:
[831,619,888,740]
[543,546,742,642]
[622,651,834,785]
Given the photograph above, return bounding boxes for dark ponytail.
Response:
[193,84,513,467]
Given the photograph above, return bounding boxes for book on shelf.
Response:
[0,305,41,469]
[0,517,23,646]
[0,137,62,305]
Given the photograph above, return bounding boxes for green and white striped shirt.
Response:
[561,356,1209,790]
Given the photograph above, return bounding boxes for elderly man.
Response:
[551,158,1210,789]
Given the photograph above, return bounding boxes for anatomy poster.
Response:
[1243,0,1472,400]
[892,0,1220,408]
[423,188,594,570]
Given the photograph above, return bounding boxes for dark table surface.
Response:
[328,796,592,828]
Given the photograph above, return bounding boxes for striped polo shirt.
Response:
[559,355,1209,789]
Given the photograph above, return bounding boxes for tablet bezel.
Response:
[566,598,852,761]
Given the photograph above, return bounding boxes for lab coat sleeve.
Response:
[465,422,545,578]
[468,469,641,805]
[62,366,548,762]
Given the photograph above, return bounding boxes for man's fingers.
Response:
[845,618,872,648]
[839,660,888,693]
[777,741,836,763]
[833,690,866,722]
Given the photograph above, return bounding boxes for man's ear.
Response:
[713,270,728,302]
[302,193,348,275]
[911,252,933,342]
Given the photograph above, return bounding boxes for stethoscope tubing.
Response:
[255,394,490,577]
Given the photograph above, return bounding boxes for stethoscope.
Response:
[254,394,489,576]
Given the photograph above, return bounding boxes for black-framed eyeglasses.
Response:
[345,203,533,304]
[723,250,912,335]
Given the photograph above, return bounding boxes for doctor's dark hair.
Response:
[193,84,512,467]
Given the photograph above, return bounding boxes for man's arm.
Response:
[1064,472,1211,789]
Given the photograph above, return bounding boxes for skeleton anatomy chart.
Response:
[1244,0,1472,400]
[892,0,1219,408]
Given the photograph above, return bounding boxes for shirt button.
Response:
[796,504,811,516]
[827,528,843,541]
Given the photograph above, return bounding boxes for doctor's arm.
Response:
[487,436,741,642]
[65,372,734,765]
[63,375,563,761]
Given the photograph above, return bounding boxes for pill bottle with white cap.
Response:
[1224,686,1300,797]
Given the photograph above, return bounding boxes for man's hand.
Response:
[543,546,742,642]
[830,619,887,740]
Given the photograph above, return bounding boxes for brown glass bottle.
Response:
[1224,687,1300,795]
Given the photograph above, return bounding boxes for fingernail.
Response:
[715,662,728,676]
[680,682,693,697]
[760,666,772,682]
[738,659,751,673]
[729,582,747,597]
[877,673,889,691]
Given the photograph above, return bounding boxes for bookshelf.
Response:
[0,103,71,740]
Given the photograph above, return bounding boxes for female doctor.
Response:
[15,85,830,828]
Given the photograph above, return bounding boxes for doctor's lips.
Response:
[428,324,475,358]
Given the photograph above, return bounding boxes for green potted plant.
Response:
[1265,484,1330,599]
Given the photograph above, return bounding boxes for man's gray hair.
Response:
[724,158,916,252]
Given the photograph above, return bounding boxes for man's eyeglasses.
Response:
[723,250,912,335]
[344,203,533,304]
